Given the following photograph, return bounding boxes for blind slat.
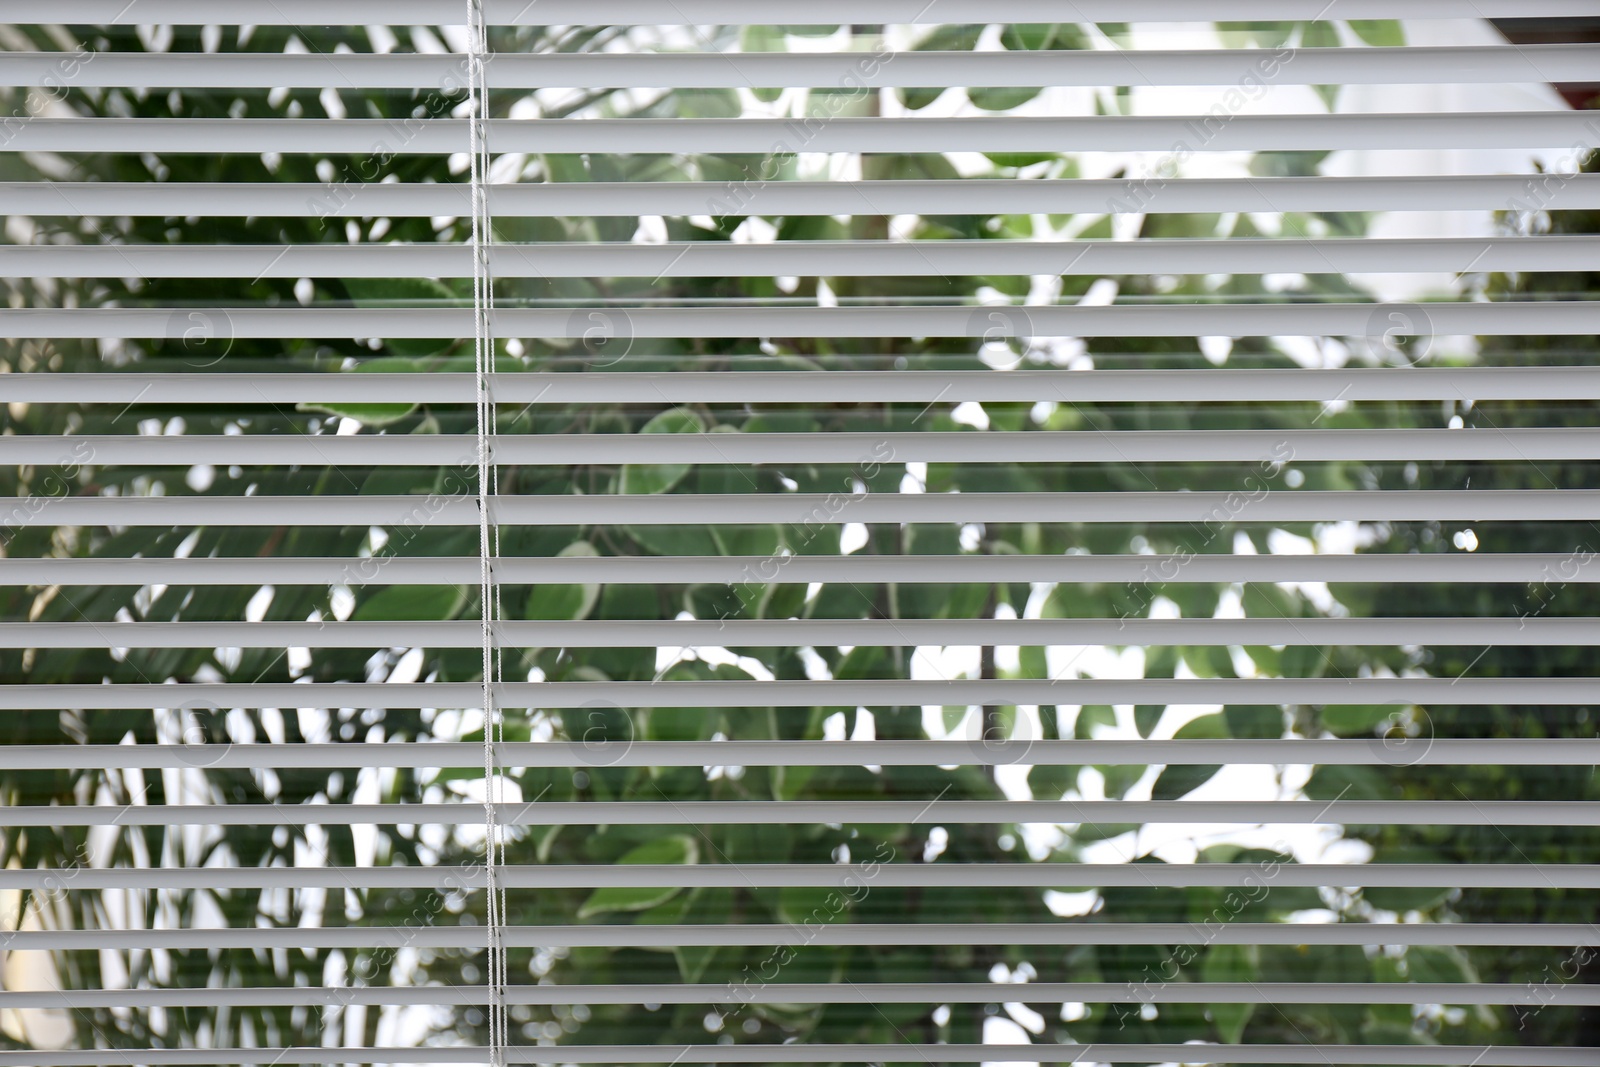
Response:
[11,490,1600,527]
[6,113,1595,154]
[16,0,1596,23]
[15,800,1597,827]
[2,863,1594,891]
[6,175,1596,217]
[1,552,1595,586]
[2,738,1592,770]
[6,45,1597,88]
[0,1046,1587,1067]
[9,236,1593,278]
[9,367,1599,403]
[0,677,1589,709]
[4,922,1590,951]
[10,616,1600,648]
[5,982,1594,1009]
[10,428,1599,465]
[8,302,1597,337]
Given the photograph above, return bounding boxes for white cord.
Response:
[465,3,506,1064]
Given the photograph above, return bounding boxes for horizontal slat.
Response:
[5,113,1595,154]
[1,863,1593,891]
[11,617,1600,649]
[7,175,1598,218]
[0,1045,1585,1067]
[2,552,1595,587]
[0,677,1586,710]
[17,800,1595,827]
[17,0,1596,22]
[7,302,1593,337]
[0,739,1592,770]
[8,46,1600,89]
[10,490,1600,528]
[4,982,1591,1009]
[9,367,1597,405]
[4,922,1591,952]
[13,428,1600,466]
[9,236,1594,278]
[17,44,1585,84]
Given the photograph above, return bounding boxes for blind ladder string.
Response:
[465,2,507,1064]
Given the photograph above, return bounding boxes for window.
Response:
[2,4,1597,1064]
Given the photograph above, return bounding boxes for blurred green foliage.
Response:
[3,16,1590,1062]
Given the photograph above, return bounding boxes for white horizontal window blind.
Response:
[1,4,1598,1066]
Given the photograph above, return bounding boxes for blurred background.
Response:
[1,10,1597,1063]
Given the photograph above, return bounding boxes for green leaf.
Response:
[625,521,721,558]
[646,706,711,742]
[1134,704,1164,737]
[1203,943,1258,1042]
[1405,944,1475,986]
[983,151,1058,169]
[1303,763,1393,803]
[353,584,460,622]
[1174,713,1228,741]
[968,86,1042,112]
[578,835,699,917]
[1235,579,1299,620]
[1144,644,1180,679]
[1321,704,1397,735]
[300,356,421,427]
[1349,19,1405,47]
[1301,20,1341,48]
[1000,24,1056,50]
[633,891,692,927]
[1028,763,1080,800]
[674,88,742,118]
[1184,643,1239,679]
[675,943,720,983]
[1224,21,1294,49]
[1096,762,1145,800]
[1076,705,1116,740]
[1312,941,1374,982]
[359,465,433,496]
[1001,23,1089,51]
[913,24,983,51]
[887,152,963,183]
[1249,150,1330,178]
[778,885,843,926]
[895,86,946,110]
[1018,645,1048,679]
[1151,762,1221,800]
[620,407,705,495]
[1366,885,1452,914]
[525,541,601,622]
[740,24,784,51]
[1225,704,1285,739]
